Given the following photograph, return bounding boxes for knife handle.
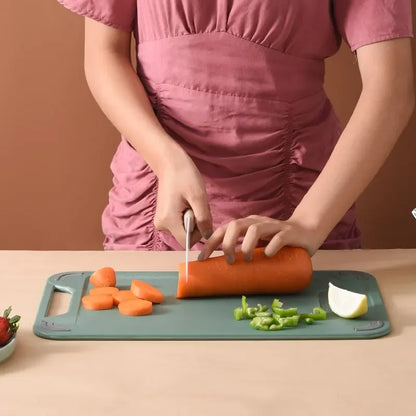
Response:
[183,208,195,232]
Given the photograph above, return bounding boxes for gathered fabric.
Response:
[58,0,414,250]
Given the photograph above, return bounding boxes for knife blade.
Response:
[183,208,195,283]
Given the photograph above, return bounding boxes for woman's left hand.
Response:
[198,215,326,263]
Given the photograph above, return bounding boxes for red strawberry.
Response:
[0,306,20,347]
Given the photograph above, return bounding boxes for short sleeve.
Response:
[57,0,137,32]
[333,0,414,52]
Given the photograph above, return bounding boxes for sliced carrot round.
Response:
[118,299,153,316]
[82,294,114,310]
[89,267,116,287]
[130,280,164,303]
[112,290,138,306]
[89,287,119,296]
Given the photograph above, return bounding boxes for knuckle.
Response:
[221,244,233,253]
[247,223,260,236]
[227,220,239,231]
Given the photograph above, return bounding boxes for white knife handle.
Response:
[183,208,195,232]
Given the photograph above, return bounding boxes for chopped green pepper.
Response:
[272,307,299,317]
[256,304,269,312]
[274,315,300,328]
[234,307,244,321]
[269,323,284,331]
[246,307,258,318]
[241,295,248,318]
[250,316,273,331]
[300,307,327,321]
[234,296,327,331]
[254,311,273,318]
[272,299,283,309]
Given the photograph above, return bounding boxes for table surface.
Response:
[0,249,415,415]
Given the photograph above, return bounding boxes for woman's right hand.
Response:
[154,151,213,248]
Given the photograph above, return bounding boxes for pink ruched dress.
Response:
[58,0,413,251]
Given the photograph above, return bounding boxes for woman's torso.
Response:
[102,0,361,250]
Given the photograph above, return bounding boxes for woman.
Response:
[58,0,414,262]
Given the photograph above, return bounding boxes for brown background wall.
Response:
[0,0,415,250]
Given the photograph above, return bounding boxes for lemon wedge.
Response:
[328,282,368,319]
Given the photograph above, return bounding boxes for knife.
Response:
[183,208,195,283]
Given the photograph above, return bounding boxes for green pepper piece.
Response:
[254,311,273,318]
[300,307,327,321]
[274,315,300,327]
[269,323,284,331]
[256,304,269,312]
[241,296,248,318]
[250,316,273,330]
[234,307,244,321]
[272,299,283,309]
[312,307,327,320]
[272,307,298,317]
[249,317,270,331]
[304,317,314,325]
[246,307,258,318]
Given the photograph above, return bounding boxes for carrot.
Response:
[112,290,138,306]
[130,280,164,303]
[82,294,114,310]
[89,267,116,287]
[176,246,312,298]
[118,299,153,316]
[89,287,119,296]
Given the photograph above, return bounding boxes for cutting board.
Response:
[33,270,391,340]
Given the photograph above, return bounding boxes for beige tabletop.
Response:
[0,249,415,415]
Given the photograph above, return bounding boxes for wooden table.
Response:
[0,249,415,415]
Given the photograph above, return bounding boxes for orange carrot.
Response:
[89,287,119,296]
[82,294,114,310]
[176,246,312,298]
[130,280,164,303]
[112,290,138,306]
[118,299,153,316]
[89,267,116,287]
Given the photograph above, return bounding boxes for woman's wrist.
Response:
[288,206,330,248]
[147,136,194,179]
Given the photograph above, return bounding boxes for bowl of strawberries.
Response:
[0,307,20,364]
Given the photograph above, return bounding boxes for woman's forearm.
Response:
[83,21,188,177]
[291,39,414,241]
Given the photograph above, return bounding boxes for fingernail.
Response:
[203,230,213,240]
[226,255,235,265]
[198,252,206,261]
[243,254,252,262]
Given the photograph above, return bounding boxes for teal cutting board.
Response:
[33,270,391,340]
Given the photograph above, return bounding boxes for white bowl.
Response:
[0,336,16,364]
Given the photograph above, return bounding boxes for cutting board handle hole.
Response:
[46,289,71,317]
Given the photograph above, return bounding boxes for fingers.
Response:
[189,193,213,240]
[222,221,244,264]
[264,232,287,257]
[200,216,282,263]
[198,225,227,260]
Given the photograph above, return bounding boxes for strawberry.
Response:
[0,306,20,347]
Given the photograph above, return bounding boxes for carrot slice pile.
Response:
[89,267,116,287]
[112,290,138,306]
[82,294,114,310]
[89,287,119,296]
[130,280,164,303]
[118,299,153,316]
[176,246,312,299]
[83,267,163,316]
